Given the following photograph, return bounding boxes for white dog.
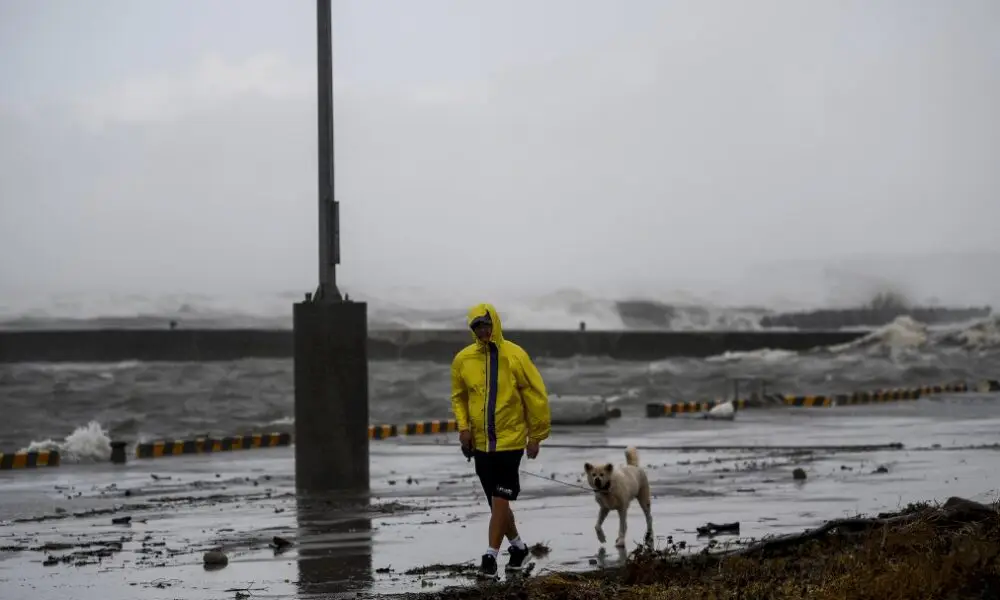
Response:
[584,447,654,548]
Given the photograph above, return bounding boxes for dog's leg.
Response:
[639,494,653,547]
[639,479,654,546]
[595,507,609,544]
[614,506,629,548]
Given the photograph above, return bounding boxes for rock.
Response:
[792,468,807,481]
[697,522,741,536]
[112,516,132,525]
[271,536,293,552]
[203,550,228,568]
[942,496,998,522]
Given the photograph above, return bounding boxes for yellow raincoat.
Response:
[450,303,551,453]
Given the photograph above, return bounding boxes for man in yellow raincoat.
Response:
[451,303,551,577]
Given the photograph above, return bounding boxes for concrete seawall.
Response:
[0,329,866,363]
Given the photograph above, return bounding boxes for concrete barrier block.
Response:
[0,450,60,469]
[134,432,291,459]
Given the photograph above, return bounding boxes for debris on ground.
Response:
[202,550,228,569]
[412,496,1000,599]
[695,521,740,536]
[404,562,479,578]
[270,536,293,553]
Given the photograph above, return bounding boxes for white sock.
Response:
[509,537,527,550]
[486,547,499,559]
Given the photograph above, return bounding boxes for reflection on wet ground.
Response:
[0,395,999,599]
[295,495,374,598]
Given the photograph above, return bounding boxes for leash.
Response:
[463,443,598,494]
[462,441,902,499]
[519,469,596,493]
[463,442,902,456]
[537,442,904,452]
[461,441,901,499]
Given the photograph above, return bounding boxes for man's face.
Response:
[471,317,493,342]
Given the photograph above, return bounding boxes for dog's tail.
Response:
[625,446,639,466]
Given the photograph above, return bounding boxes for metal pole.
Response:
[316,0,341,302]
[294,0,370,497]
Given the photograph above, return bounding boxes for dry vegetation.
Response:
[422,496,1000,600]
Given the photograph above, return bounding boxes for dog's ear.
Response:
[584,462,593,472]
[604,463,613,473]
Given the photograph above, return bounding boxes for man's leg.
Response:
[505,505,519,542]
[492,450,530,570]
[489,496,511,551]
[494,449,523,544]
[473,451,501,576]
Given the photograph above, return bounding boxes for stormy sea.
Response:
[1,288,998,461]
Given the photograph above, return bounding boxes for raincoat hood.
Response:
[466,303,505,346]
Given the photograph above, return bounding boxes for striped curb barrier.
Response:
[918,383,969,394]
[784,388,924,407]
[783,394,838,408]
[0,450,60,470]
[135,432,291,459]
[783,382,988,408]
[133,420,463,460]
[645,379,999,417]
[369,419,460,440]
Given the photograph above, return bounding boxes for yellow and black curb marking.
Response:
[135,420,464,458]
[645,379,998,417]
[918,383,969,395]
[135,432,291,459]
[645,398,750,418]
[783,388,923,407]
[783,383,974,408]
[835,388,924,406]
[368,419,460,440]
[782,395,838,408]
[0,450,60,470]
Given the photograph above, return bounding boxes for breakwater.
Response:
[760,306,991,329]
[0,328,865,363]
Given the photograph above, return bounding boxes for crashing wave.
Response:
[938,316,1000,351]
[18,420,112,463]
[826,316,928,356]
[0,289,996,337]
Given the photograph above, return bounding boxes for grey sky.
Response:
[2,0,999,308]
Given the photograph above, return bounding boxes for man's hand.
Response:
[459,430,473,461]
[526,440,540,459]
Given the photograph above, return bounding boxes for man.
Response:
[450,303,551,577]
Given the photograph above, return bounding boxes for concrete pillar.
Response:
[293,300,369,492]
[110,441,127,465]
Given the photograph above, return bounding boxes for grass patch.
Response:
[420,496,1000,600]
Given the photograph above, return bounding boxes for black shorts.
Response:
[473,449,523,506]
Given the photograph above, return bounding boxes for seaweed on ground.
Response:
[414,496,1000,600]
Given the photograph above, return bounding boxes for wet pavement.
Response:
[1,394,999,599]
